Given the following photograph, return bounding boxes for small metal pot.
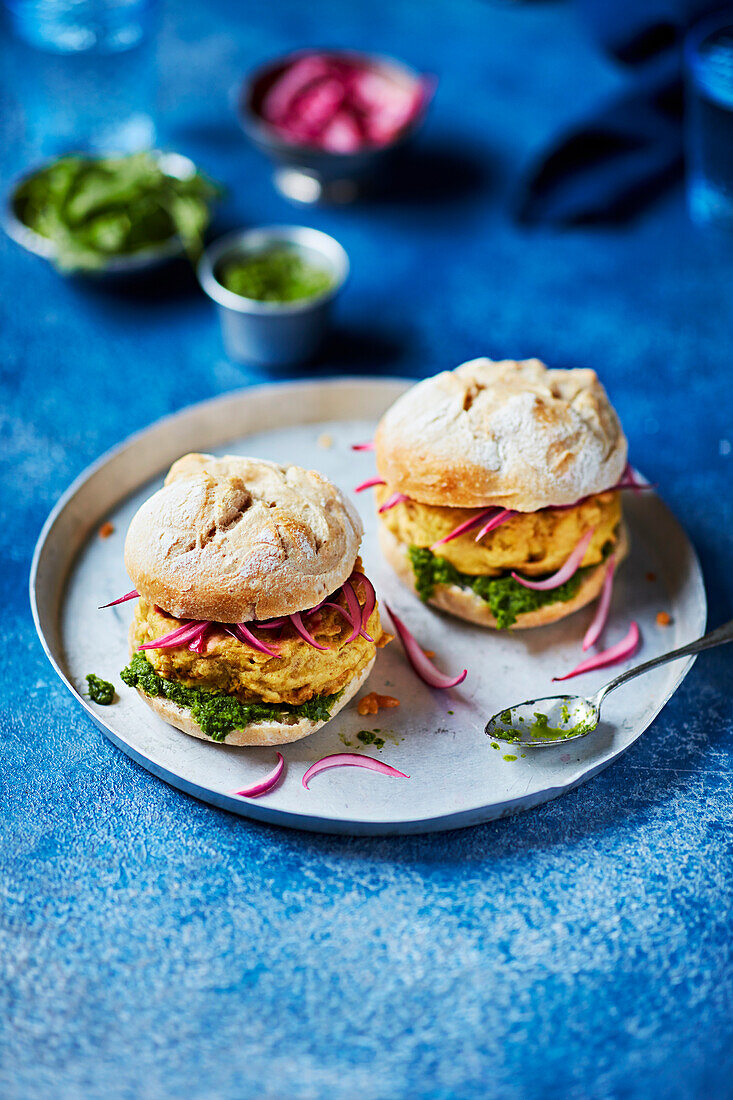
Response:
[238,49,431,204]
[197,225,349,367]
[3,152,200,277]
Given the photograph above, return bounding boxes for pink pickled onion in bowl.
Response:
[256,51,429,152]
[553,621,640,681]
[261,55,332,124]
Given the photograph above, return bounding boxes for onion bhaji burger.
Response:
[119,452,390,745]
[374,358,630,629]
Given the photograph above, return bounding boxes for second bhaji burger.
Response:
[118,452,390,745]
[373,358,631,629]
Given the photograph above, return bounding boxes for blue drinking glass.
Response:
[686,9,733,229]
[4,0,157,54]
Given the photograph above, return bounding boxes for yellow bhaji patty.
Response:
[131,581,390,706]
[376,486,622,577]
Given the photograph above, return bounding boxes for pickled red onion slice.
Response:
[234,753,285,798]
[99,588,139,608]
[352,571,376,641]
[475,509,515,542]
[289,612,329,651]
[430,508,498,550]
[351,441,375,451]
[261,56,332,124]
[378,491,410,514]
[302,753,409,789]
[582,553,616,651]
[187,625,212,655]
[321,600,357,632]
[552,621,640,681]
[620,462,644,493]
[225,623,282,659]
[385,602,467,689]
[339,580,364,644]
[138,621,207,650]
[355,477,386,492]
[511,528,596,591]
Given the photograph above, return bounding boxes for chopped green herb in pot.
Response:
[85,673,115,705]
[120,653,341,742]
[14,152,220,272]
[217,248,333,302]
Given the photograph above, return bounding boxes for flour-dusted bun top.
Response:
[375,358,628,510]
[124,453,363,622]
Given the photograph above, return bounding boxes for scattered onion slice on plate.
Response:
[378,491,410,514]
[511,528,596,591]
[302,753,409,789]
[233,752,285,798]
[582,553,616,651]
[385,602,467,689]
[430,508,498,550]
[289,611,329,651]
[354,477,386,492]
[351,440,375,451]
[553,621,640,681]
[474,508,515,542]
[99,588,139,608]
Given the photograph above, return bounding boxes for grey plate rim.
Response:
[30,377,707,835]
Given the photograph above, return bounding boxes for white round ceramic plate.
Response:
[31,378,706,834]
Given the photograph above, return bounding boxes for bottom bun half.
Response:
[133,655,375,747]
[379,523,629,630]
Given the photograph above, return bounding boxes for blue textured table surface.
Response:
[2,2,732,1097]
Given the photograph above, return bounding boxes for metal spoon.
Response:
[486,617,733,747]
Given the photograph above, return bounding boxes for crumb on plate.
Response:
[656,611,671,626]
[317,433,333,449]
[357,691,400,716]
[99,522,114,539]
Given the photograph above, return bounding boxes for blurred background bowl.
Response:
[3,151,200,276]
[238,49,432,204]
[197,224,349,367]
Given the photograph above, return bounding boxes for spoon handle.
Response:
[597,617,733,706]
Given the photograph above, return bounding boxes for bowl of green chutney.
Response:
[198,225,349,366]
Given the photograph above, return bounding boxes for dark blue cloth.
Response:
[516,0,720,224]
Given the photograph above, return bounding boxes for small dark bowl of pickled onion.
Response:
[238,48,434,203]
